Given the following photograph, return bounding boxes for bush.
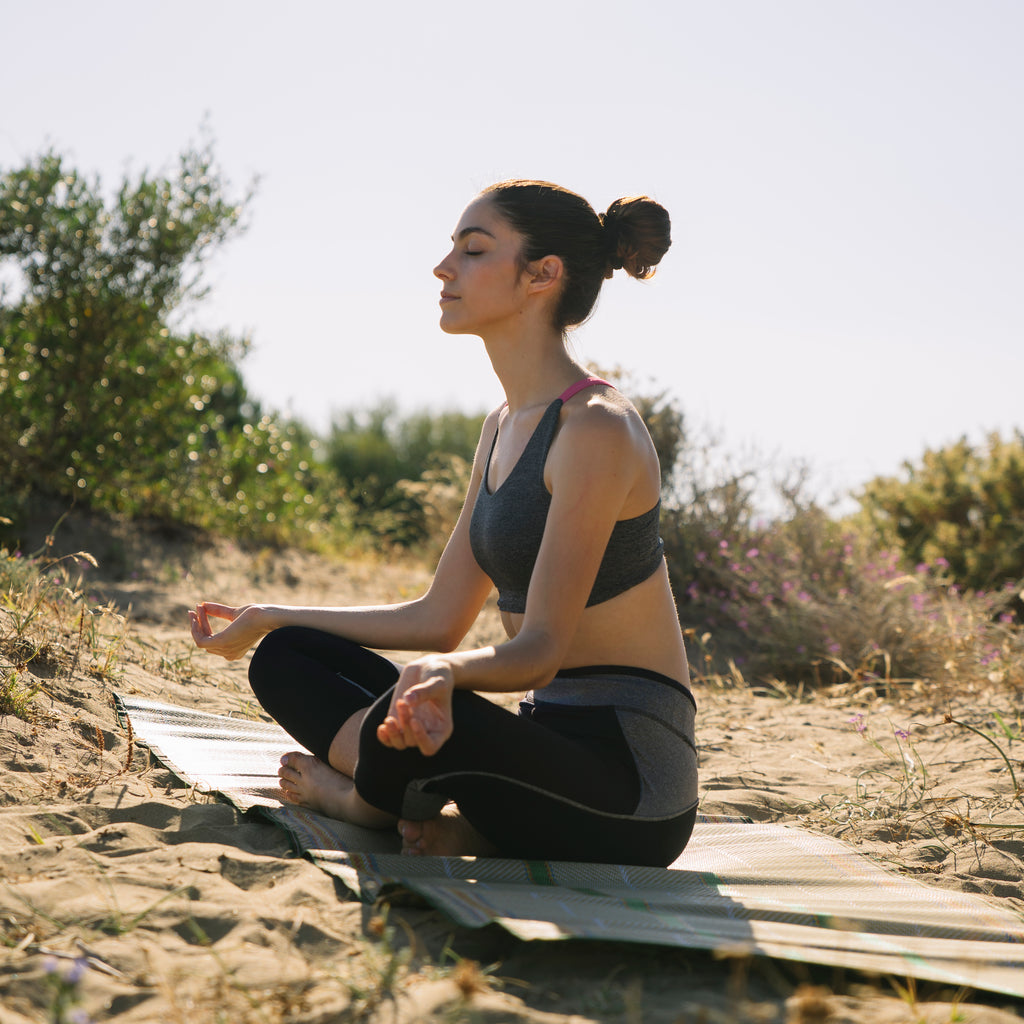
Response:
[325,402,484,547]
[857,432,1024,597]
[0,144,342,545]
[657,424,1022,690]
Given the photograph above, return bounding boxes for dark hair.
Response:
[482,180,671,331]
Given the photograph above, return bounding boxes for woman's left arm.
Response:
[377,404,644,754]
[451,402,642,689]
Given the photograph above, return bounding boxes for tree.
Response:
[0,144,258,519]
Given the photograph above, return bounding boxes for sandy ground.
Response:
[1,515,1023,1023]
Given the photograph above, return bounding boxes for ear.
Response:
[524,255,563,295]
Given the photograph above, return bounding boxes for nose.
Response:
[433,249,455,281]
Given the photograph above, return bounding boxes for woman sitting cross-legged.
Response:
[189,179,698,866]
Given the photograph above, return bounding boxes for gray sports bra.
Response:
[469,378,665,613]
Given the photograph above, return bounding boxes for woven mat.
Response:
[115,694,1024,997]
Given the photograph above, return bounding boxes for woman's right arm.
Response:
[189,408,501,662]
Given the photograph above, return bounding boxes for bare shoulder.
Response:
[559,386,655,457]
[548,387,661,513]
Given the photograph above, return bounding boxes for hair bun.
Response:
[600,196,671,280]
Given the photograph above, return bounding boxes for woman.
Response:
[189,180,698,866]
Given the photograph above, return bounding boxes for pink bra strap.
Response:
[558,376,613,403]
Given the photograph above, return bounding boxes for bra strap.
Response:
[558,376,613,403]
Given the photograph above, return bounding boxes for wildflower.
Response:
[999,613,1014,624]
[915,563,929,574]
[719,540,729,550]
[893,727,910,741]
[848,714,866,733]
[935,557,949,568]
[65,958,88,985]
[746,548,759,559]
[828,642,841,654]
[797,591,811,603]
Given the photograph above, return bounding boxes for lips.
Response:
[439,292,459,304]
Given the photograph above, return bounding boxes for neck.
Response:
[480,321,586,413]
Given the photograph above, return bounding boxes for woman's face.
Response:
[432,197,530,336]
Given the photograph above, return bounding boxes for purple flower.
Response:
[893,727,910,741]
[828,642,841,654]
[746,548,759,559]
[848,714,866,733]
[65,958,88,984]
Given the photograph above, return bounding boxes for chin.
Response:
[438,317,473,336]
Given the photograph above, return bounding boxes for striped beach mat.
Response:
[115,694,1024,998]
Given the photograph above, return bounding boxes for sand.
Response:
[1,515,1022,1023]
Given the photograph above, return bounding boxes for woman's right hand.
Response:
[188,602,268,661]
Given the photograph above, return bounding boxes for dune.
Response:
[1,514,1022,1023]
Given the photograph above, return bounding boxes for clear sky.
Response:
[2,0,1021,507]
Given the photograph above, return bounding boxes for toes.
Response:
[399,820,426,855]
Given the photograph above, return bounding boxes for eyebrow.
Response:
[452,226,496,242]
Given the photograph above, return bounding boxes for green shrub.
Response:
[0,144,344,545]
[857,431,1024,596]
[325,401,484,547]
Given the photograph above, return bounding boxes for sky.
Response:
[2,0,1021,508]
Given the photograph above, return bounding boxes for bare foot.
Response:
[399,803,498,857]
[278,752,395,829]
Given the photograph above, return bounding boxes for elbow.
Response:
[404,595,470,654]
[516,630,566,690]
[427,615,473,655]
[433,629,465,655]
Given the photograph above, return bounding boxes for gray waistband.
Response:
[530,669,695,717]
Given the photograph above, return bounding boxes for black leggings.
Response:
[249,626,695,866]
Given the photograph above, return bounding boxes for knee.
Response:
[357,691,392,749]
[248,626,305,700]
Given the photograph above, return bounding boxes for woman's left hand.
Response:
[377,656,455,756]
